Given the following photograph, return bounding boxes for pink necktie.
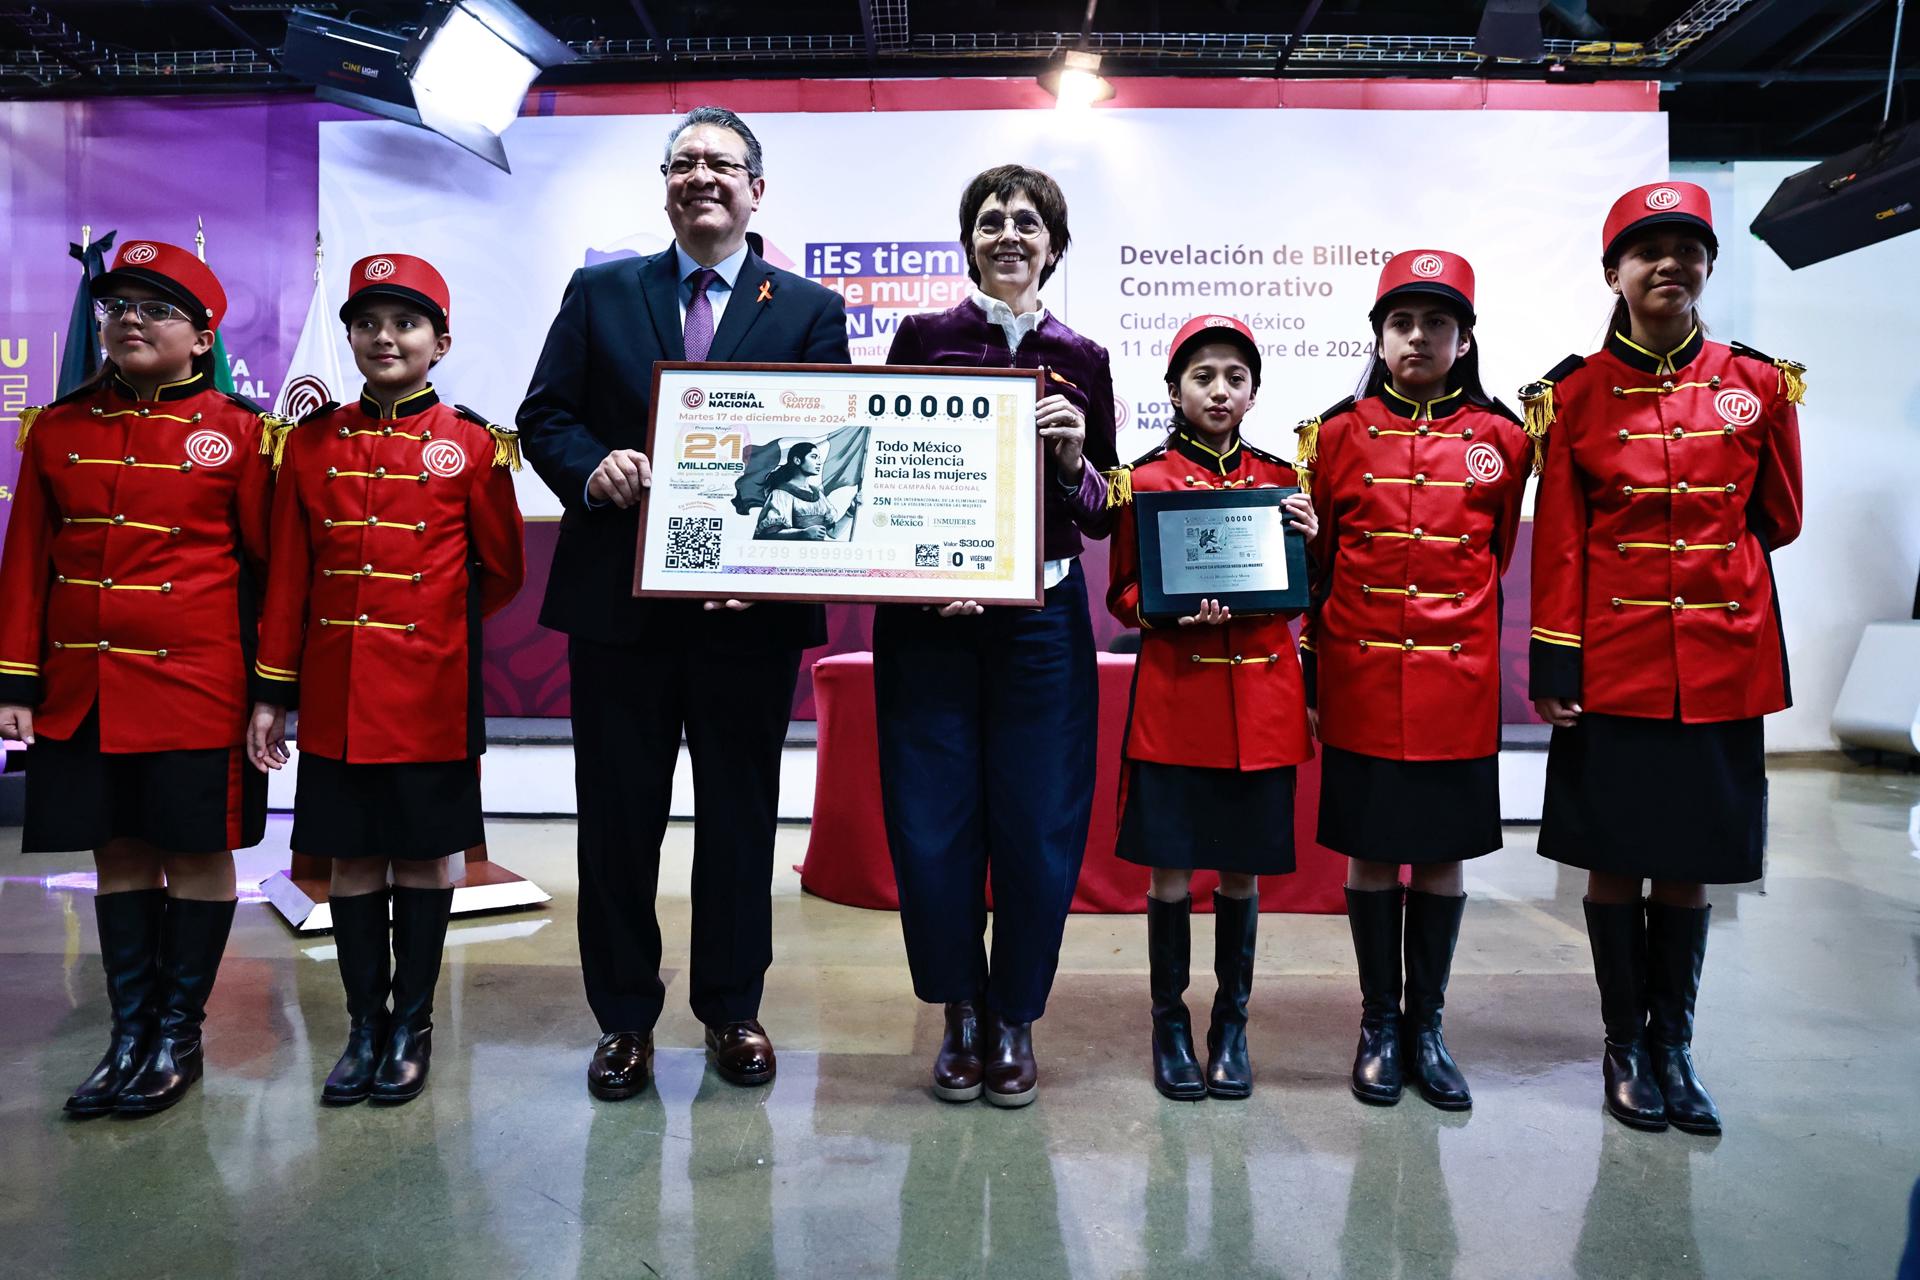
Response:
[684,268,718,362]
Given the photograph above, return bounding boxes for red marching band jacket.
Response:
[1107,430,1314,772]
[252,387,525,763]
[0,373,275,751]
[1524,329,1804,722]
[1295,387,1531,760]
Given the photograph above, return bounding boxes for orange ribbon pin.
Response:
[757,280,773,303]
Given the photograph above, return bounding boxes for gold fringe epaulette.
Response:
[258,413,296,470]
[1731,343,1808,406]
[455,404,521,470]
[1520,355,1585,475]
[1775,358,1808,405]
[14,405,43,450]
[488,423,522,471]
[1292,418,1321,495]
[1104,465,1132,508]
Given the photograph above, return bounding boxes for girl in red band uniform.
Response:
[1524,183,1802,1135]
[248,254,524,1107]
[1295,252,1530,1112]
[1107,315,1317,1101]
[0,240,278,1116]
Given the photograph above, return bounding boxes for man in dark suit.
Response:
[518,106,850,1099]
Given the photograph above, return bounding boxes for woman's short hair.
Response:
[957,165,1071,290]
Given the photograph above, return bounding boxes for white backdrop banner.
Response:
[320,108,1667,516]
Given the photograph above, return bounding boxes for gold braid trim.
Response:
[488,423,522,471]
[1103,465,1132,508]
[1775,358,1807,406]
[258,414,296,470]
[14,405,43,450]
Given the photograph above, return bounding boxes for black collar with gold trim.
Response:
[1606,327,1704,376]
[1380,383,1465,421]
[1168,426,1244,476]
[110,371,205,403]
[358,384,440,421]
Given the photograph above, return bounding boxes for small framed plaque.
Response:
[1135,486,1310,625]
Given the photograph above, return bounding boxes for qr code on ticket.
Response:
[915,544,940,568]
[665,517,723,570]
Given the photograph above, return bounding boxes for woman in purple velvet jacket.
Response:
[874,164,1120,1108]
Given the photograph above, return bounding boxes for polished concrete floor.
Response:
[1,758,1918,1279]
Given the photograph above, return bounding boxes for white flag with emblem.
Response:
[275,267,351,420]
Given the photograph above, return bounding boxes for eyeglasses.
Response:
[974,211,1047,239]
[94,297,191,324]
[661,155,751,180]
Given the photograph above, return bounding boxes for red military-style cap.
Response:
[340,253,451,326]
[1602,181,1717,263]
[1371,250,1476,327]
[1164,314,1262,388]
[91,239,228,332]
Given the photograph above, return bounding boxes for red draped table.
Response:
[800,652,1347,914]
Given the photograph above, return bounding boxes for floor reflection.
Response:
[1338,1108,1462,1279]
[1573,1119,1708,1280]
[896,1104,1068,1278]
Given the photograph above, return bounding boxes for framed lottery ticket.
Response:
[634,363,1046,607]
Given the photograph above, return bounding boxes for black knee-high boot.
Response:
[1347,886,1404,1104]
[115,897,237,1115]
[322,891,392,1106]
[66,888,167,1115]
[1147,895,1206,1101]
[1403,890,1472,1110]
[1583,898,1668,1131]
[1205,891,1258,1099]
[371,885,453,1104]
[1645,901,1721,1135]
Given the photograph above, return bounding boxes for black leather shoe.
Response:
[1404,890,1472,1111]
[66,889,165,1116]
[1646,901,1722,1135]
[588,1031,654,1100]
[1347,887,1404,1106]
[321,890,390,1107]
[1585,898,1668,1132]
[116,897,236,1116]
[982,1009,1037,1108]
[933,1000,984,1102]
[1205,892,1258,1100]
[369,886,451,1105]
[706,1020,776,1087]
[1147,896,1206,1101]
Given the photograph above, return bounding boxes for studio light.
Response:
[284,1,575,171]
[1474,0,1546,62]
[1040,50,1115,110]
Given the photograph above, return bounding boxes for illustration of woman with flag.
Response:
[752,439,861,541]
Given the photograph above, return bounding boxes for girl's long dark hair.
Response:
[765,441,822,493]
[1352,305,1499,408]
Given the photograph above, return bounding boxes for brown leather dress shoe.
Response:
[588,1031,653,1101]
[705,1019,776,1087]
[982,1009,1037,1108]
[932,1000,984,1102]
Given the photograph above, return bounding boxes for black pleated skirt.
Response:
[1115,759,1296,875]
[22,709,265,854]
[1538,712,1766,884]
[291,753,483,860]
[1316,744,1502,863]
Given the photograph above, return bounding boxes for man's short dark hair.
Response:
[665,106,764,179]
[957,165,1072,290]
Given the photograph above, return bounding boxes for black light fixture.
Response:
[1475,0,1546,62]
[283,2,575,171]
